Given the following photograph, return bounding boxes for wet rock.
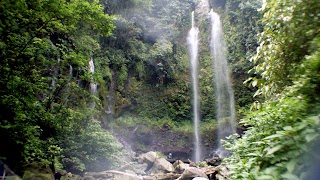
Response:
[216,174,226,180]
[63,172,82,180]
[138,151,158,164]
[84,171,109,179]
[132,163,148,175]
[85,170,142,180]
[105,170,142,180]
[205,157,222,166]
[83,176,95,180]
[192,177,210,180]
[22,163,54,180]
[188,159,197,167]
[215,165,229,180]
[173,160,189,173]
[178,167,208,180]
[150,157,174,174]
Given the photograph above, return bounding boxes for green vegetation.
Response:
[112,116,217,134]
[0,0,121,174]
[1,0,319,178]
[224,0,320,179]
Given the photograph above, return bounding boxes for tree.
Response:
[223,0,263,110]
[224,0,320,179]
[0,0,121,174]
[95,0,195,120]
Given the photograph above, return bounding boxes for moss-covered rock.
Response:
[22,163,54,180]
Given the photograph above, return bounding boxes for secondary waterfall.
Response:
[187,11,201,162]
[209,10,236,157]
[89,57,97,108]
[51,58,61,87]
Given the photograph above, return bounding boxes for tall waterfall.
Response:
[209,10,236,157]
[187,11,201,162]
[89,57,97,108]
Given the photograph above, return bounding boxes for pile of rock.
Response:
[83,151,230,180]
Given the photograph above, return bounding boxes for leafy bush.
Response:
[224,0,320,179]
[224,97,320,179]
[60,109,122,173]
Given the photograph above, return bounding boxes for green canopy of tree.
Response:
[0,0,121,174]
[224,0,320,179]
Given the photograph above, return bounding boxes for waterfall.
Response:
[69,65,73,78]
[89,57,97,108]
[89,57,97,95]
[51,58,61,87]
[187,11,202,162]
[209,10,237,158]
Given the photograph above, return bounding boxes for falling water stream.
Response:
[89,57,97,95]
[187,11,201,162]
[51,58,61,87]
[209,10,237,157]
[89,57,97,108]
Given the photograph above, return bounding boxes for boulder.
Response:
[193,177,210,180]
[57,170,67,176]
[83,176,95,180]
[216,174,227,180]
[2,176,21,180]
[22,163,54,180]
[85,170,142,180]
[173,160,184,167]
[150,157,174,174]
[188,159,197,167]
[22,170,54,180]
[178,167,208,180]
[173,160,189,173]
[205,157,222,166]
[105,170,142,180]
[84,171,110,179]
[132,163,148,175]
[62,172,81,180]
[138,151,158,164]
[215,165,229,180]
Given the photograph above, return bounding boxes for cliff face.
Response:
[112,122,219,161]
[195,0,210,17]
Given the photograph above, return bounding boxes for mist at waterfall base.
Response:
[187,11,202,163]
[209,10,237,158]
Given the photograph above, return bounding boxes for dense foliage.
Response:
[95,0,196,121]
[224,0,320,179]
[223,0,263,110]
[2,0,318,178]
[0,0,121,174]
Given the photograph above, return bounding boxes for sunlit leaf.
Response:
[286,159,296,173]
[283,126,293,131]
[263,133,284,140]
[266,145,283,155]
[281,173,299,180]
[305,133,319,142]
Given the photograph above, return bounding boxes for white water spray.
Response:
[187,11,201,162]
[209,10,236,157]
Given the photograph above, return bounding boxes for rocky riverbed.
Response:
[82,151,229,180]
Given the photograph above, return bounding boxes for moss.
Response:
[22,162,54,180]
[22,170,54,180]
[5,176,21,180]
